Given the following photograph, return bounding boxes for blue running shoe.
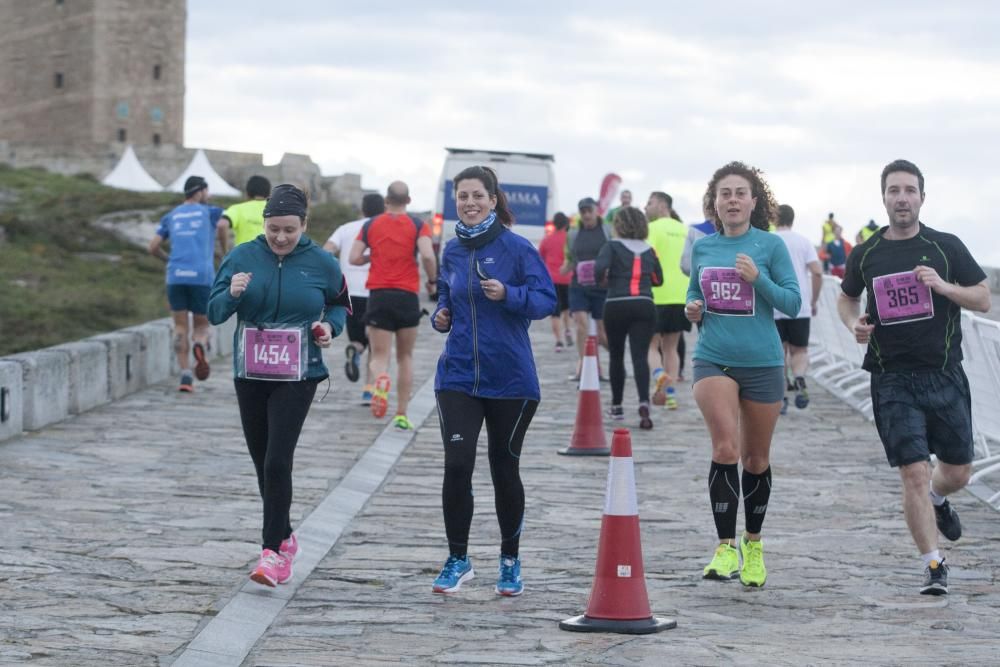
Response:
[432,555,474,593]
[495,555,523,596]
[793,376,810,409]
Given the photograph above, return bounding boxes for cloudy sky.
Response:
[186,1,1000,264]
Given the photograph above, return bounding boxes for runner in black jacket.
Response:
[594,207,663,429]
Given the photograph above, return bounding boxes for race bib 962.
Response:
[699,267,755,316]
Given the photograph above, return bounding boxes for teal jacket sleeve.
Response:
[208,250,242,325]
[502,244,557,320]
[322,254,347,337]
[753,238,802,318]
[686,243,704,304]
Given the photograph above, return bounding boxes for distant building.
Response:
[0,0,185,149]
[0,0,370,207]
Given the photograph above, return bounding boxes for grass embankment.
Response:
[0,165,355,355]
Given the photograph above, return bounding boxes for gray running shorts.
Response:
[692,359,784,404]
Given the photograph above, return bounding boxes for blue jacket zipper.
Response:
[468,250,480,394]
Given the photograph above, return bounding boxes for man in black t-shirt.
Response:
[838,159,991,596]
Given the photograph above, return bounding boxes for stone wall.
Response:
[0,316,237,443]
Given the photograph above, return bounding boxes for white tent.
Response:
[167,149,241,196]
[101,145,163,192]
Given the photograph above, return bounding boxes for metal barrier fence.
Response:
[808,276,1000,509]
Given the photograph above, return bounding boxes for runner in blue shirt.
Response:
[148,176,223,391]
[685,161,800,589]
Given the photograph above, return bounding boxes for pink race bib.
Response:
[872,271,933,325]
[699,267,754,316]
[575,260,597,287]
[241,327,304,381]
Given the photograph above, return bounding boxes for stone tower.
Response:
[0,0,186,149]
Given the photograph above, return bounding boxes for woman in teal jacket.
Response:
[429,166,555,597]
[684,162,800,590]
[208,184,347,588]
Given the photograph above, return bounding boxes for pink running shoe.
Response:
[280,533,302,562]
[250,549,292,587]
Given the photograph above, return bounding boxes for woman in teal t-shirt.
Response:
[684,162,801,589]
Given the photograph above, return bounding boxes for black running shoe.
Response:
[638,404,653,430]
[920,559,948,596]
[344,346,360,383]
[934,499,962,541]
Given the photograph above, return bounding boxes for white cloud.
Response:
[182,3,1000,266]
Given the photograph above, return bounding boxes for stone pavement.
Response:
[2,320,1000,666]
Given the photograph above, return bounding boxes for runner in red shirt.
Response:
[349,181,437,429]
[538,212,573,351]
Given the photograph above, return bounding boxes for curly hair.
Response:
[702,161,777,234]
[613,206,648,240]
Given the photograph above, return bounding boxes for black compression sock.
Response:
[742,466,772,534]
[708,461,740,540]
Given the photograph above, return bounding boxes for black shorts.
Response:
[553,284,570,315]
[365,288,421,331]
[775,318,810,347]
[655,304,692,334]
[871,365,975,468]
[346,296,368,347]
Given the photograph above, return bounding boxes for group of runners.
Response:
[148,157,989,597]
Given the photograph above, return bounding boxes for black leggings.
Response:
[603,299,656,406]
[234,378,319,553]
[436,391,538,558]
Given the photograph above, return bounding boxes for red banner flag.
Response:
[597,173,622,216]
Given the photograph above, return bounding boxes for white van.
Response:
[431,147,558,256]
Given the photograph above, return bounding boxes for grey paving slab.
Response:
[247,326,1000,667]
[3,315,999,666]
[172,374,439,667]
[0,327,443,667]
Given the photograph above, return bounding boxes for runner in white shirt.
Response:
[324,193,385,405]
[773,204,822,413]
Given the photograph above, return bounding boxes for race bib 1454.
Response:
[239,325,306,381]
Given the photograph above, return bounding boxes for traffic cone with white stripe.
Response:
[560,429,676,634]
[587,317,604,380]
[558,336,609,456]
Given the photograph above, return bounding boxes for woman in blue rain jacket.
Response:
[428,165,555,598]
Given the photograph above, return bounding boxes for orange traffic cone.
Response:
[558,336,609,456]
[560,429,676,634]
